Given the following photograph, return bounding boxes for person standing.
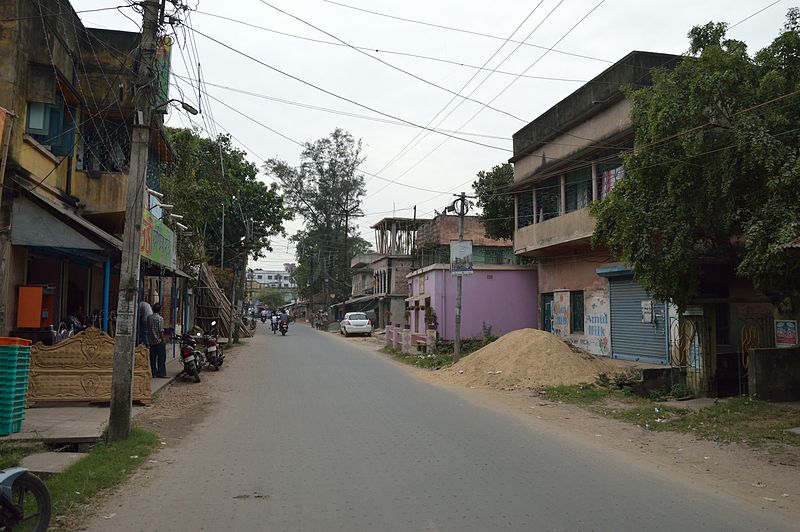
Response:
[147,303,167,378]
[138,300,152,346]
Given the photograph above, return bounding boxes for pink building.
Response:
[406,264,538,341]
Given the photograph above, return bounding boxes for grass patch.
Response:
[543,384,800,448]
[381,346,453,369]
[544,384,615,405]
[0,442,44,469]
[47,427,159,527]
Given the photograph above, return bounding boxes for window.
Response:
[535,176,561,221]
[256,274,263,280]
[26,102,49,135]
[570,291,585,334]
[516,191,533,228]
[565,167,592,212]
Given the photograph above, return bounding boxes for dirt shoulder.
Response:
[337,333,800,524]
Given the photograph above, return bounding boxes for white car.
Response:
[340,312,373,337]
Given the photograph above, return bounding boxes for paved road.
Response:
[85,324,790,531]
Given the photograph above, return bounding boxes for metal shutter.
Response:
[609,277,668,364]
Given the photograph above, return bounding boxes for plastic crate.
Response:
[0,418,23,436]
[0,338,32,347]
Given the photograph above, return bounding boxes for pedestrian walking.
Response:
[147,303,167,378]
[138,299,152,346]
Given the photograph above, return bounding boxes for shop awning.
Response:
[10,194,122,252]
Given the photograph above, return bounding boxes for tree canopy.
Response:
[472,163,514,240]
[591,10,800,311]
[265,128,371,303]
[161,128,288,271]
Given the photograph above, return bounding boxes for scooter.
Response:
[178,334,202,383]
[0,467,51,532]
[279,320,288,336]
[201,321,224,371]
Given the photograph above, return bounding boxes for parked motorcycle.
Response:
[178,334,202,383]
[201,321,224,371]
[0,467,51,532]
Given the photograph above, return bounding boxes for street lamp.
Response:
[154,98,199,115]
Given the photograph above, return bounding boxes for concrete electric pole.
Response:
[108,0,164,441]
[452,192,473,363]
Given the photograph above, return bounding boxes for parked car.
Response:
[340,312,372,337]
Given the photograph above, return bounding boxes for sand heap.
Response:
[439,328,616,390]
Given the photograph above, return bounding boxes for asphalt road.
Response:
[85,324,791,532]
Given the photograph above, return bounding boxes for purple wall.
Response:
[408,267,538,340]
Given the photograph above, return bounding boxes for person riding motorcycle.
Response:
[270,312,279,333]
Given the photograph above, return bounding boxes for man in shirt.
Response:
[138,300,152,346]
[147,303,167,378]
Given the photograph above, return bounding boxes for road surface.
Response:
[85,324,791,531]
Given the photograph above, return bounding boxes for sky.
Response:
[72,0,791,270]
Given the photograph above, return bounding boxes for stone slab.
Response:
[20,452,86,474]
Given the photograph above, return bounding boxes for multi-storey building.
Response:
[0,0,183,341]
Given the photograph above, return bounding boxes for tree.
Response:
[256,288,287,311]
[265,129,370,303]
[591,10,800,311]
[161,128,288,271]
[472,163,514,240]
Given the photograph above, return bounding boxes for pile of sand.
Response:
[438,328,616,390]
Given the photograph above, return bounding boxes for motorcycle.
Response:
[178,334,202,383]
[271,319,279,334]
[0,467,51,532]
[201,321,224,371]
[279,320,288,336]
[260,314,267,323]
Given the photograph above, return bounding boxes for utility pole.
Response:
[0,110,16,336]
[220,202,225,269]
[452,192,472,363]
[109,0,163,441]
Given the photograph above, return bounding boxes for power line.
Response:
[367,0,608,200]
[367,0,550,185]
[179,23,512,153]
[193,10,619,85]
[319,0,614,65]
[258,0,530,123]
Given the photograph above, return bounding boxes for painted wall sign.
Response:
[450,240,473,276]
[775,320,798,348]
[641,299,654,323]
[141,209,175,269]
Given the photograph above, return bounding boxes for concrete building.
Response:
[252,266,297,289]
[405,213,536,340]
[0,0,186,341]
[511,51,678,362]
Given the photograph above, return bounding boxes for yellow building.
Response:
[0,0,181,342]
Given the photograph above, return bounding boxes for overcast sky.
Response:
[74,0,790,270]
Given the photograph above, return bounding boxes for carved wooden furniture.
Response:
[27,327,152,405]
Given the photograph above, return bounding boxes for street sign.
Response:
[450,240,473,276]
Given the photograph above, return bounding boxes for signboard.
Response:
[141,209,176,269]
[450,240,473,276]
[154,36,172,114]
[641,300,654,323]
[775,320,798,348]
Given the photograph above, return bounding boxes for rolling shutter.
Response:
[609,276,667,364]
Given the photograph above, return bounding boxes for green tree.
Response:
[265,129,370,303]
[472,163,514,240]
[161,128,288,270]
[256,288,288,311]
[591,10,800,311]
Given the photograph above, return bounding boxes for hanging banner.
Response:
[450,240,473,276]
[141,209,176,269]
[154,36,172,114]
[0,106,8,152]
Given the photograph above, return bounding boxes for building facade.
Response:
[511,51,678,362]
[0,0,185,342]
